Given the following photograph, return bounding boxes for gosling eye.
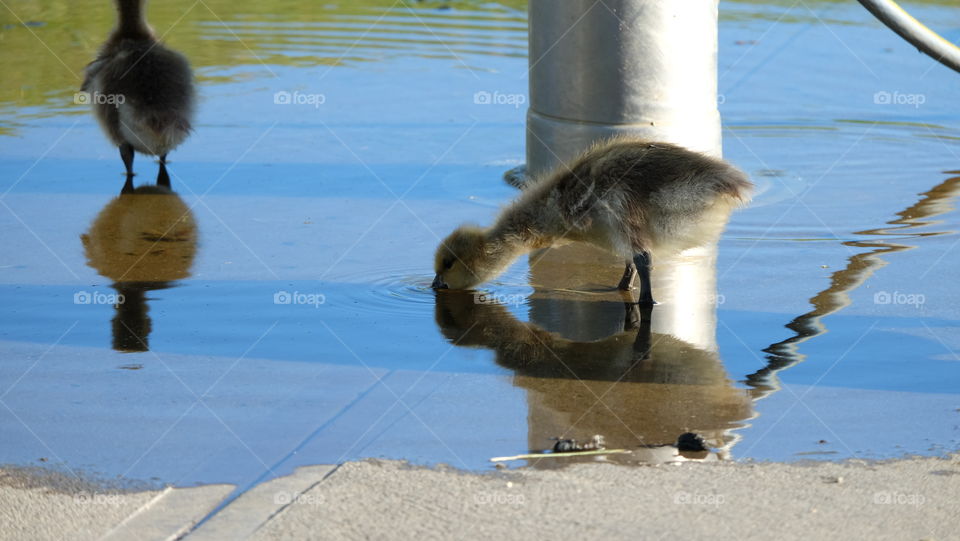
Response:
[442,258,454,270]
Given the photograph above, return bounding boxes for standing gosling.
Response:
[81,0,195,192]
[432,138,753,305]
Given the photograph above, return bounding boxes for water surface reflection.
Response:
[81,186,198,351]
[750,171,960,395]
[435,245,754,466]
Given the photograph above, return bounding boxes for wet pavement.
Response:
[1,0,960,491]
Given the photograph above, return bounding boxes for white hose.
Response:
[857,0,960,73]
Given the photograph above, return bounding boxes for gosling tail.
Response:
[716,166,754,206]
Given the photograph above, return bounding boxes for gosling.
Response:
[432,138,753,305]
[81,0,195,192]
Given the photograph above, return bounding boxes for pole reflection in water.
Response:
[435,241,753,467]
[81,185,198,352]
[749,171,960,397]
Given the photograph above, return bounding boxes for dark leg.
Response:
[633,251,656,306]
[503,165,528,190]
[617,260,637,290]
[631,304,653,360]
[120,143,135,177]
[624,301,640,331]
[157,154,170,188]
[121,174,135,195]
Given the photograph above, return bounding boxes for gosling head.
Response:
[432,225,500,290]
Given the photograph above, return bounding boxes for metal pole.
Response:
[857,0,960,74]
[525,0,724,352]
[526,0,722,178]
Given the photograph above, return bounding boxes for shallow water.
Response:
[1,0,960,489]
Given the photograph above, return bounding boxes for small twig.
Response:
[490,449,631,462]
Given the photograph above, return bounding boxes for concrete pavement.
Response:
[3,454,958,540]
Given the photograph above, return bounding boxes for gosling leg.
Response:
[157,154,171,188]
[503,165,529,190]
[624,301,640,330]
[633,251,655,306]
[617,260,637,290]
[120,143,135,176]
[631,303,653,359]
[120,143,135,195]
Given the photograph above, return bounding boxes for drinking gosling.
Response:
[432,138,753,305]
[81,0,195,192]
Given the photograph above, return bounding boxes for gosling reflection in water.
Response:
[81,185,198,352]
[435,291,753,465]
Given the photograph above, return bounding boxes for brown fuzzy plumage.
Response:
[433,137,753,304]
